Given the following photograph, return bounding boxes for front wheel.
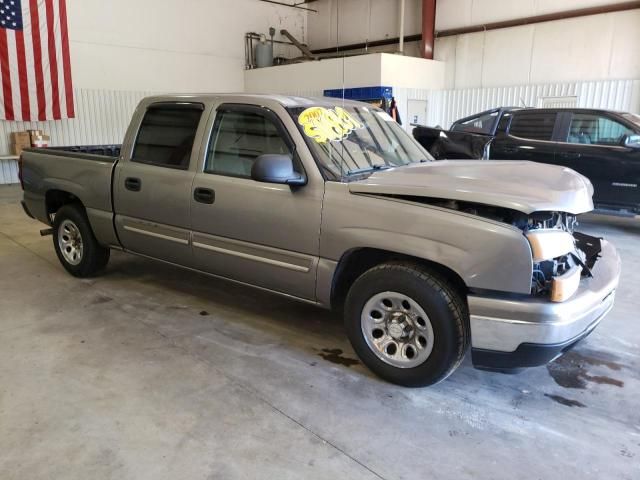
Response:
[52,204,110,277]
[344,262,469,387]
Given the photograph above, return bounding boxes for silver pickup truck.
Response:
[20,94,621,387]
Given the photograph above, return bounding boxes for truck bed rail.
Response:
[48,145,121,157]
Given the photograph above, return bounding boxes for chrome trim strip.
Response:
[123,225,189,245]
[193,241,310,273]
[124,250,322,307]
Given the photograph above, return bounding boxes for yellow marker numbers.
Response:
[298,107,363,144]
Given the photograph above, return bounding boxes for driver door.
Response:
[554,112,640,208]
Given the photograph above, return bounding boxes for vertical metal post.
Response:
[398,0,406,54]
[421,0,436,59]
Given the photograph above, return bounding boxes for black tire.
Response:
[52,204,110,277]
[344,261,469,387]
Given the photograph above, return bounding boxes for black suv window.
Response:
[132,104,203,169]
[452,111,499,134]
[566,113,634,146]
[205,109,293,177]
[509,112,556,141]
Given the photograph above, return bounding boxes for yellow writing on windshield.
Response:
[298,106,363,144]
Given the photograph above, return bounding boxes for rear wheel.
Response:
[53,204,110,277]
[344,262,469,387]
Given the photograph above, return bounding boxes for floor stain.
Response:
[318,348,360,367]
[544,393,586,408]
[547,349,624,389]
[199,310,210,316]
[90,295,113,305]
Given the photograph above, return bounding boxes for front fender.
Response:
[320,183,533,295]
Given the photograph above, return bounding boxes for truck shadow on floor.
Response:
[101,252,368,373]
[95,251,631,398]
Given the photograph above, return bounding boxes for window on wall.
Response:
[205,109,293,177]
[132,104,203,169]
[537,96,578,108]
[566,113,634,146]
[509,112,557,141]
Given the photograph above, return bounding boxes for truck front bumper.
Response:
[469,239,621,371]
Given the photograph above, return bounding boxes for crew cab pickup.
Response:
[20,95,621,387]
[413,107,640,216]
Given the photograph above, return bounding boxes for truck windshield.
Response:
[288,104,433,180]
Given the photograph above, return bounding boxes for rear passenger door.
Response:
[189,103,323,301]
[113,102,205,265]
[490,111,558,163]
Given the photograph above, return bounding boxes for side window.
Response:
[508,112,556,141]
[566,113,633,146]
[451,111,499,134]
[205,109,293,177]
[496,113,512,133]
[132,105,203,169]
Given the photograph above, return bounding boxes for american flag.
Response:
[0,0,73,121]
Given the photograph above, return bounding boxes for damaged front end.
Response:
[523,212,602,302]
[400,197,603,302]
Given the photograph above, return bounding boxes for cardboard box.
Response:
[11,143,26,156]
[11,131,31,146]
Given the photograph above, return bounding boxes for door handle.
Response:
[124,177,141,192]
[193,187,215,204]
[559,152,581,159]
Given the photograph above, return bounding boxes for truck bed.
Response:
[20,146,119,243]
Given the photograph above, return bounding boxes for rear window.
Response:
[509,112,556,141]
[132,104,203,169]
[451,111,499,134]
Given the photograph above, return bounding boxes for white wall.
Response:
[308,0,422,51]
[306,0,640,89]
[69,0,306,92]
[436,9,640,89]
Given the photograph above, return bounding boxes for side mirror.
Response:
[251,154,306,186]
[623,134,640,148]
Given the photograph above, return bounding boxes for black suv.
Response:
[414,108,640,215]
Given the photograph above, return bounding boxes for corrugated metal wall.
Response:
[425,79,640,129]
[0,88,153,184]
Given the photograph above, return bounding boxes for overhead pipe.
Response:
[421,0,436,59]
[398,0,406,54]
[436,0,640,37]
[311,34,422,55]
[256,0,318,12]
[280,29,317,60]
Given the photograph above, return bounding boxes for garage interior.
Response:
[1,1,639,479]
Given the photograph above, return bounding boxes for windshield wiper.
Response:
[347,164,391,175]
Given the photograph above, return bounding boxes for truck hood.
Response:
[348,160,594,214]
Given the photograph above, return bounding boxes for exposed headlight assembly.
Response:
[525,230,575,262]
[526,230,581,302]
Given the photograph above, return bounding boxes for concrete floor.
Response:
[0,184,638,480]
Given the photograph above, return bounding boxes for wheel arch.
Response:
[329,247,468,311]
[45,189,84,221]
